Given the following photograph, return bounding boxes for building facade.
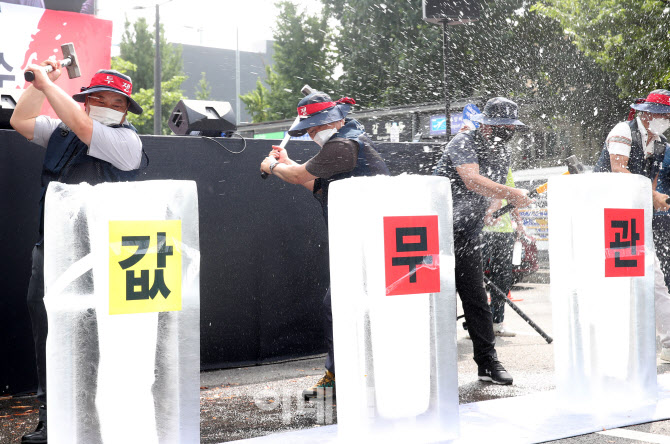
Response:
[177,41,274,125]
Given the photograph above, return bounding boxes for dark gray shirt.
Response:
[305,138,359,178]
[433,130,510,239]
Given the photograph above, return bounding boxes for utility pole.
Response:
[442,22,451,140]
[154,3,162,135]
[423,1,480,142]
[235,27,241,125]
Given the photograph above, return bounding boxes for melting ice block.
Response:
[44,180,200,444]
[549,173,656,413]
[328,175,458,443]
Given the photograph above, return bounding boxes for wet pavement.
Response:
[3,282,670,443]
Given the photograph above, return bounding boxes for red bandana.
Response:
[646,93,670,106]
[88,72,133,96]
[297,97,356,117]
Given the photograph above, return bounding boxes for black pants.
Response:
[323,287,335,374]
[481,231,514,324]
[27,243,47,423]
[455,233,497,366]
[654,214,670,292]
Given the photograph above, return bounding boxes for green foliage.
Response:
[126,75,187,135]
[240,67,283,123]
[533,0,670,98]
[454,1,625,132]
[322,0,624,133]
[110,57,137,74]
[115,17,186,134]
[119,17,183,89]
[242,1,335,121]
[195,72,212,100]
[259,0,625,136]
[323,0,444,107]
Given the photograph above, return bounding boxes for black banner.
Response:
[0,129,441,395]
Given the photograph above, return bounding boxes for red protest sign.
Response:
[604,208,644,277]
[384,215,440,296]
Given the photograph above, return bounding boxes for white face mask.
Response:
[648,117,670,136]
[88,105,125,126]
[312,128,337,147]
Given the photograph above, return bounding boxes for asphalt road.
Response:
[3,282,670,443]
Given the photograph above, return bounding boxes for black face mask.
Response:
[490,127,515,144]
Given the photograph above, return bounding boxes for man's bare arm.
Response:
[12,60,93,145]
[9,85,46,141]
[610,154,630,173]
[456,163,533,208]
[260,155,317,191]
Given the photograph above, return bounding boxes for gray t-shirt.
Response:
[433,130,510,239]
[304,138,359,178]
[32,116,142,171]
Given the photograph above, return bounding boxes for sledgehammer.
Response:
[24,42,80,82]
[492,155,586,219]
[261,84,315,179]
[484,276,553,344]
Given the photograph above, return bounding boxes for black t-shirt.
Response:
[433,130,510,239]
[304,138,359,178]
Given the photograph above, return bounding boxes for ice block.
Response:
[548,173,656,413]
[328,175,458,443]
[43,180,200,443]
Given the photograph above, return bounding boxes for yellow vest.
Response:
[482,168,514,233]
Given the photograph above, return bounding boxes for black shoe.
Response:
[22,421,47,444]
[478,360,513,385]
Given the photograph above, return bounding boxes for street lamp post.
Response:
[442,22,450,140]
[132,1,173,135]
[183,25,204,45]
[154,3,161,135]
[422,0,480,142]
[235,26,240,126]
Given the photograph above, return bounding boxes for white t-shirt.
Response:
[32,116,142,171]
[606,117,660,158]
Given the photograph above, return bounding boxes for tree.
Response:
[113,17,186,134]
[323,0,444,107]
[119,17,183,90]
[322,0,624,133]
[240,67,282,123]
[534,0,670,98]
[449,1,626,133]
[241,1,335,121]
[195,72,212,100]
[125,75,187,135]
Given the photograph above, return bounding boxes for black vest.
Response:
[594,119,666,179]
[38,122,139,234]
[312,119,389,224]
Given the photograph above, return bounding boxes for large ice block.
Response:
[548,173,656,413]
[43,180,200,444]
[328,175,458,442]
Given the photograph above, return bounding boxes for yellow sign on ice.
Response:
[109,220,182,315]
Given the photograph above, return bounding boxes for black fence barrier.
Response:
[0,129,442,395]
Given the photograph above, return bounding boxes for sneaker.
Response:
[661,347,670,363]
[493,322,517,337]
[478,360,513,385]
[303,370,336,400]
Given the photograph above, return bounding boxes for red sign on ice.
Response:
[384,215,440,296]
[604,208,644,277]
